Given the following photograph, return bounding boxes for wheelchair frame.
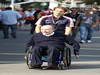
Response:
[25,46,71,70]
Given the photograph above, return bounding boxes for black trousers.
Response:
[31,45,63,66]
[71,27,79,39]
[3,24,17,38]
[30,20,36,34]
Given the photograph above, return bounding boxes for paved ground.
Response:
[0,30,100,75]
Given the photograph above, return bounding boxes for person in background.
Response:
[90,8,100,31]
[24,8,36,34]
[76,8,98,43]
[16,8,25,29]
[65,7,80,39]
[0,7,22,39]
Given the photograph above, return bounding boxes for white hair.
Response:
[41,25,55,30]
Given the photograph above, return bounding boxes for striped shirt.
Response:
[36,15,74,34]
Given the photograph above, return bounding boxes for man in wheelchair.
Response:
[25,25,80,69]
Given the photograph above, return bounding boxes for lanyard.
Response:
[51,16,60,25]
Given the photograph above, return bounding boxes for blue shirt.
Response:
[0,10,22,25]
[78,14,98,25]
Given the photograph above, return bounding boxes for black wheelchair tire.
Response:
[26,51,33,69]
[63,47,71,68]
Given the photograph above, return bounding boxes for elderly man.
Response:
[26,25,80,69]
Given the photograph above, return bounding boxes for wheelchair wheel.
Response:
[25,50,33,69]
[63,47,71,69]
[58,64,63,70]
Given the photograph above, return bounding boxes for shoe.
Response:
[4,37,9,39]
[87,40,92,43]
[32,65,42,69]
[75,55,79,59]
[24,56,27,60]
[12,35,16,39]
[44,65,58,70]
[11,33,16,39]
[80,40,86,43]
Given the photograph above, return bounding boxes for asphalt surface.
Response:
[0,29,100,75]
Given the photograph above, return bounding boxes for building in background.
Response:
[0,0,99,9]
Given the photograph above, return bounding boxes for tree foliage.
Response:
[82,0,100,5]
[55,0,65,2]
[0,0,6,3]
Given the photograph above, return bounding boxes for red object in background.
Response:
[24,16,34,20]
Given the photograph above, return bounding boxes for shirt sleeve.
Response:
[77,14,82,21]
[16,11,22,19]
[35,15,48,26]
[64,16,74,27]
[27,35,35,47]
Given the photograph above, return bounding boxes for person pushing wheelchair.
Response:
[26,25,80,69]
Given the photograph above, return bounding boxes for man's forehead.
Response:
[54,8,64,11]
[41,25,53,29]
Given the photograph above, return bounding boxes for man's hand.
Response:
[35,25,41,33]
[65,27,72,35]
[92,24,97,27]
[75,54,79,59]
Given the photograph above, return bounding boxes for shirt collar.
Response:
[43,32,55,37]
[52,15,63,20]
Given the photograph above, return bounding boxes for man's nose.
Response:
[44,31,47,33]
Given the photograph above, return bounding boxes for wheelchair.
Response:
[25,45,71,70]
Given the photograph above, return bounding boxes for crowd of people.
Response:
[0,6,99,41]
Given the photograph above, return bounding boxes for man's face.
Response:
[53,8,65,17]
[85,9,91,14]
[41,25,54,35]
[71,8,78,13]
